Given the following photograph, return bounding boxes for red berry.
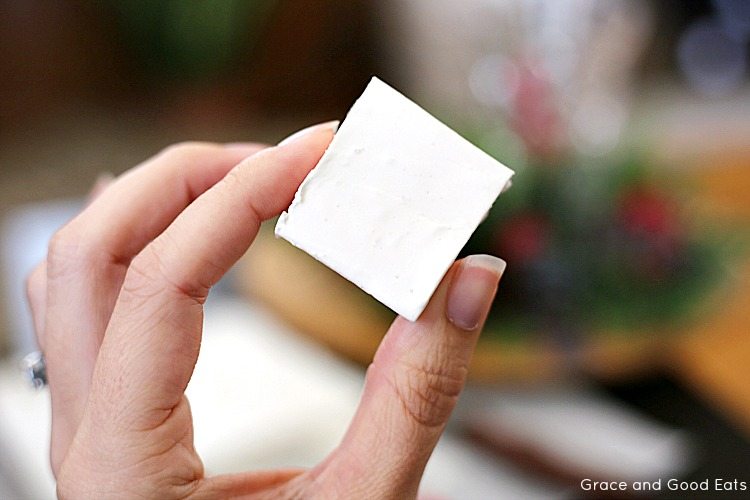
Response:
[495,213,549,264]
[618,188,679,238]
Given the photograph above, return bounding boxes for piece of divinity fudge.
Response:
[276,77,514,321]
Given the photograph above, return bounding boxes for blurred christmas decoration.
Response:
[383,0,652,159]
[383,0,740,344]
[462,153,725,344]
[453,2,735,345]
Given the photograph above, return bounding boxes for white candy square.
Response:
[275,77,514,321]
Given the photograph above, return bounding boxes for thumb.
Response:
[318,255,505,498]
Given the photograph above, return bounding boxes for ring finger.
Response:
[25,173,115,351]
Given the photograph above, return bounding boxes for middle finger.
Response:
[43,142,263,472]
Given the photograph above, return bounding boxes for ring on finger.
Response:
[20,351,47,389]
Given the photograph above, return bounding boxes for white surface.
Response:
[465,387,693,483]
[276,76,514,321]
[423,434,566,499]
[187,296,364,472]
[0,365,56,499]
[0,296,566,499]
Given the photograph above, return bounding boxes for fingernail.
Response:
[447,255,505,331]
[277,120,339,147]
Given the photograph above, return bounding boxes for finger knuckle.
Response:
[120,253,163,304]
[48,226,76,259]
[392,357,467,429]
[123,240,210,305]
[220,161,251,192]
[220,164,265,224]
[47,225,88,275]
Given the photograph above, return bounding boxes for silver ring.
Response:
[21,351,47,389]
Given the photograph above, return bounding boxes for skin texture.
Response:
[25,123,504,499]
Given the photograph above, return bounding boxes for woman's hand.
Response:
[26,122,505,499]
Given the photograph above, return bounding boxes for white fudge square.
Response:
[275,77,514,321]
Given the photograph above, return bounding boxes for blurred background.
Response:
[1,0,750,498]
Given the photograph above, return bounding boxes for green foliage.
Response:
[462,154,734,343]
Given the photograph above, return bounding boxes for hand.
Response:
[26,122,505,499]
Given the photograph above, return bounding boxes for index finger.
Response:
[92,122,337,428]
